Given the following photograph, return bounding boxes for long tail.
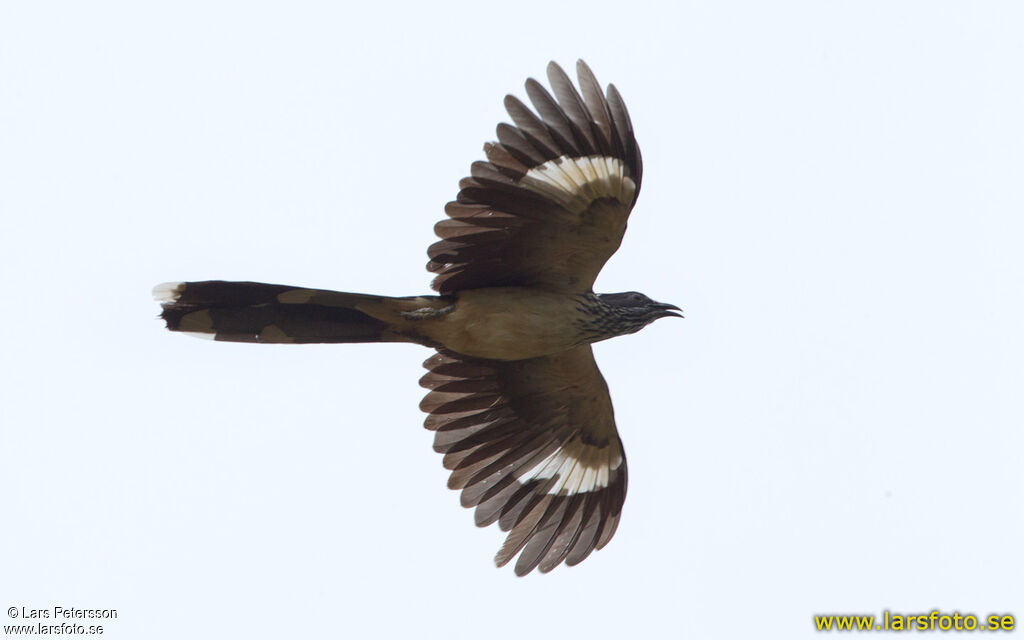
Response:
[153,280,447,344]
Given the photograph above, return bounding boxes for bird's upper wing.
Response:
[419,345,627,575]
[428,60,642,294]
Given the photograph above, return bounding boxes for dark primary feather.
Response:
[576,61,617,156]
[546,62,599,155]
[502,97,561,163]
[525,77,583,157]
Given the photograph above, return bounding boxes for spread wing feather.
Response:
[427,60,642,294]
[420,346,627,575]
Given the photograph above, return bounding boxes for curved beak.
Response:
[655,302,684,319]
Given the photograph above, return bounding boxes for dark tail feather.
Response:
[154,280,417,344]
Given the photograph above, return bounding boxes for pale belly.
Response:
[422,287,586,361]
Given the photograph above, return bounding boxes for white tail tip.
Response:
[180,331,216,340]
[152,282,184,303]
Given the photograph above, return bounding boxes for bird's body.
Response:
[160,284,677,360]
[156,61,681,575]
[404,287,596,360]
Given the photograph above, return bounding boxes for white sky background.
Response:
[1,1,1022,638]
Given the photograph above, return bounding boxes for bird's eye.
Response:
[631,293,643,303]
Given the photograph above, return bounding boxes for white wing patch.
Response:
[530,436,624,495]
[519,155,636,213]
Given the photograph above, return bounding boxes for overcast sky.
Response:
[2,2,1022,638]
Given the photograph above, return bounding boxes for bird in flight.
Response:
[155,60,681,575]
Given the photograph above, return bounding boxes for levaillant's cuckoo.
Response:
[155,60,681,576]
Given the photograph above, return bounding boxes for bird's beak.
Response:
[656,302,684,319]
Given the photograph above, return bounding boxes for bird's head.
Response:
[596,291,683,336]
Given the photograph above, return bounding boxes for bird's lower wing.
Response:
[420,345,627,575]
